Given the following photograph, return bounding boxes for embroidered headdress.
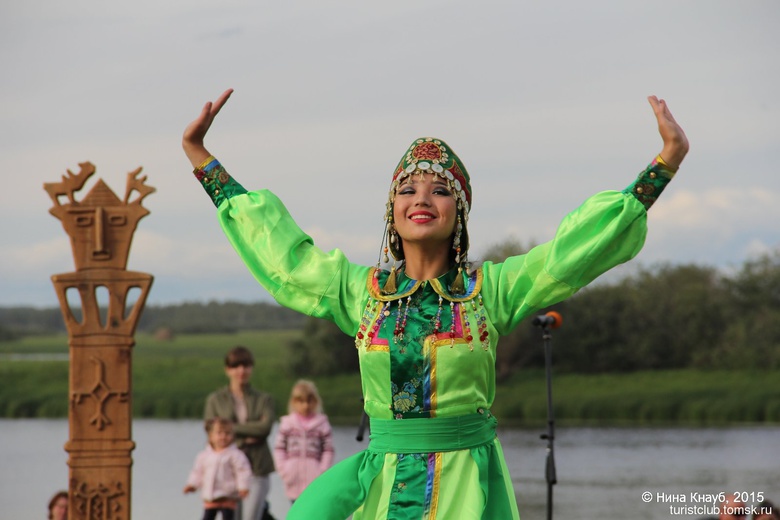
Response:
[378,137,472,295]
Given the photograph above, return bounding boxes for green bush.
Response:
[2,334,779,425]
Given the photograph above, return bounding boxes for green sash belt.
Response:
[368,413,497,453]
[287,413,518,520]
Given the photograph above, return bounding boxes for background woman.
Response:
[183,89,688,519]
[47,491,67,520]
[204,346,276,520]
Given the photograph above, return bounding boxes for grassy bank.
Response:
[492,369,780,426]
[1,332,778,425]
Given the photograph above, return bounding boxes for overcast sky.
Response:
[1,0,778,308]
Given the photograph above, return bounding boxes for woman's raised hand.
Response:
[182,88,234,168]
[648,95,689,170]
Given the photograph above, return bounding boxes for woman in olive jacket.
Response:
[205,346,276,520]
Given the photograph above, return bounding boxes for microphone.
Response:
[532,311,563,329]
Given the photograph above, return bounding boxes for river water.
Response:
[1,419,777,519]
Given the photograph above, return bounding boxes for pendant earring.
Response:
[381,260,398,295]
[381,221,398,294]
[375,219,393,278]
[449,214,466,294]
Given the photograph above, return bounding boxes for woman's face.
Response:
[392,173,457,254]
[225,362,253,387]
[51,496,68,520]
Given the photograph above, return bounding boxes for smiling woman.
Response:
[181,88,688,520]
[391,174,458,269]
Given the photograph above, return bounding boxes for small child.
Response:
[273,379,335,503]
[184,417,252,520]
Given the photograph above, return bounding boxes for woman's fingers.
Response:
[186,89,234,140]
[648,95,689,169]
[210,88,234,117]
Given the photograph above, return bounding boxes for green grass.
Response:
[0,331,363,422]
[2,332,778,425]
[492,369,780,426]
[0,333,71,354]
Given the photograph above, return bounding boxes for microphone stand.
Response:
[539,324,557,520]
[356,399,369,442]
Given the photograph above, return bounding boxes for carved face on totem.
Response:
[45,162,154,271]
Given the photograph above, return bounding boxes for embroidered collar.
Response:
[366,266,482,303]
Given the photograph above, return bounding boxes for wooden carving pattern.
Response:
[72,479,125,520]
[47,163,154,520]
[44,162,95,205]
[46,162,154,272]
[71,357,129,431]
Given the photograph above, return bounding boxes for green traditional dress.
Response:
[193,152,675,520]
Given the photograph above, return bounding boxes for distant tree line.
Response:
[288,243,780,379]
[0,300,305,337]
[136,301,305,333]
[486,243,780,378]
[0,307,66,338]
[4,243,780,378]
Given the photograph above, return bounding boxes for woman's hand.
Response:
[648,95,689,170]
[182,88,234,168]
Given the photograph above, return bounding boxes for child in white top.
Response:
[273,380,335,502]
[184,417,252,520]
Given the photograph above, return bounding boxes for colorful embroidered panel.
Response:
[623,157,676,211]
[193,159,248,208]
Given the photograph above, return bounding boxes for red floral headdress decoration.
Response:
[378,137,472,294]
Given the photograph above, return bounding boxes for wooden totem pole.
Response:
[45,162,155,520]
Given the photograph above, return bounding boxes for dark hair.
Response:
[48,491,68,520]
[224,346,254,368]
[755,500,779,520]
[204,417,233,434]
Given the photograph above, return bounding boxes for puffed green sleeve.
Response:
[193,157,369,336]
[481,157,676,335]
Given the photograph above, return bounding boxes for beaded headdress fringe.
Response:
[377,137,472,295]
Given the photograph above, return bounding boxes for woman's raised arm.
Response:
[182,88,234,168]
[648,95,689,170]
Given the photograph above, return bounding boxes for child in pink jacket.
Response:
[184,418,252,520]
[273,380,335,502]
